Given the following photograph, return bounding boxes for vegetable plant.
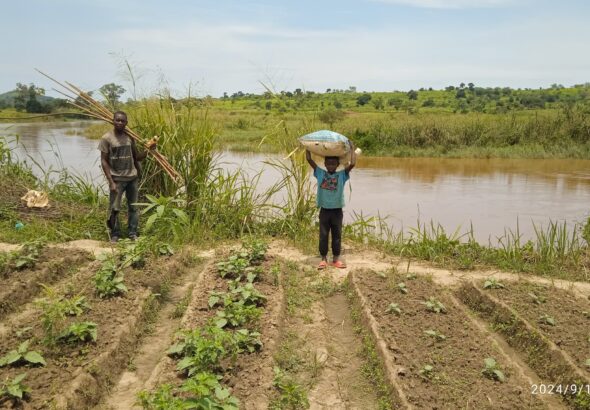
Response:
[0,340,46,367]
[396,282,408,294]
[385,303,401,315]
[423,297,447,314]
[215,300,262,328]
[481,357,505,382]
[424,329,446,342]
[59,322,98,343]
[95,253,128,298]
[0,373,30,401]
[539,314,556,326]
[217,255,251,279]
[483,278,505,290]
[528,292,546,305]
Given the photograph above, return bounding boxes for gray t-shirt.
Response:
[98,131,138,181]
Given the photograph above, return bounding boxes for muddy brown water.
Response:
[3,121,590,243]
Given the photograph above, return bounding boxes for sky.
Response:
[2,0,590,98]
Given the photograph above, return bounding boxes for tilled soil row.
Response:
[0,252,192,409]
[142,252,285,410]
[0,249,92,320]
[457,281,590,409]
[348,269,551,409]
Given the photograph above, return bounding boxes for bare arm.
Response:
[133,141,149,161]
[305,149,317,171]
[345,142,356,174]
[101,151,117,192]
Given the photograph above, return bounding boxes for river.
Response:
[2,121,590,243]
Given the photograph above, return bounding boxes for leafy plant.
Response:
[94,253,128,298]
[63,295,91,316]
[419,364,434,378]
[118,237,150,268]
[0,340,46,367]
[423,297,447,314]
[215,300,262,328]
[242,238,268,263]
[229,282,267,306]
[167,325,238,376]
[396,282,408,294]
[217,255,251,279]
[481,357,505,382]
[270,367,309,410]
[539,314,556,326]
[385,303,401,315]
[528,292,546,305]
[156,242,174,256]
[0,373,30,401]
[406,273,417,280]
[234,329,263,353]
[135,195,189,241]
[58,322,97,343]
[424,329,446,342]
[483,278,505,290]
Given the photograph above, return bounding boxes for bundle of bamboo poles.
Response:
[35,69,182,183]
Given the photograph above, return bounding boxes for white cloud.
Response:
[371,0,516,9]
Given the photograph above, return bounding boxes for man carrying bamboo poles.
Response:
[99,111,156,242]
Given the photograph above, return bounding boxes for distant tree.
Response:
[318,108,345,128]
[222,92,228,99]
[265,101,272,110]
[455,88,466,99]
[387,97,403,109]
[407,90,418,100]
[333,100,343,109]
[348,86,357,93]
[468,82,475,91]
[445,86,455,91]
[422,98,435,107]
[99,83,125,110]
[285,91,294,97]
[294,88,303,96]
[326,88,332,93]
[372,96,384,110]
[460,82,466,89]
[356,93,372,106]
[14,83,46,113]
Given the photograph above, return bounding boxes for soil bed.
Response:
[351,268,546,409]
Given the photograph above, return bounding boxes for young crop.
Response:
[58,322,97,343]
[242,238,268,263]
[396,282,408,294]
[0,373,30,401]
[229,282,267,306]
[481,357,506,382]
[424,329,447,342]
[217,255,251,279]
[419,364,435,379]
[483,278,505,290]
[385,303,401,315]
[528,292,546,305]
[215,300,262,329]
[1,240,45,276]
[0,340,46,367]
[423,297,447,314]
[271,367,309,410]
[156,242,174,257]
[118,237,150,269]
[234,329,263,353]
[406,273,417,280]
[35,285,76,344]
[95,253,128,298]
[167,325,238,376]
[539,314,556,326]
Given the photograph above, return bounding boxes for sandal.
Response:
[318,260,328,270]
[332,260,347,269]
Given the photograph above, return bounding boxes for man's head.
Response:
[113,111,128,133]
[324,156,339,173]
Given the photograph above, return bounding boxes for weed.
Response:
[483,278,505,290]
[423,297,447,314]
[385,303,402,315]
[94,253,128,298]
[58,322,98,343]
[270,366,309,410]
[0,340,46,367]
[419,364,435,379]
[481,357,506,382]
[424,329,447,342]
[171,285,194,319]
[0,373,30,401]
[135,195,189,242]
[528,292,546,305]
[242,238,268,263]
[35,285,83,344]
[539,314,556,326]
[63,296,91,316]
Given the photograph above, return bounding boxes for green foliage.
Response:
[167,325,238,376]
[0,340,46,367]
[528,292,546,305]
[233,329,263,353]
[0,373,30,401]
[481,357,506,382]
[217,255,251,279]
[137,373,239,410]
[385,303,401,315]
[422,297,447,314]
[118,237,151,268]
[270,367,309,410]
[483,278,505,289]
[94,253,128,298]
[539,314,556,326]
[423,329,446,342]
[58,321,97,343]
[318,108,345,128]
[419,364,435,379]
[99,83,126,110]
[241,238,268,263]
[0,239,45,276]
[136,195,189,242]
[396,282,408,294]
[215,299,262,329]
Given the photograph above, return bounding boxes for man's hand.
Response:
[109,181,118,193]
[146,136,159,151]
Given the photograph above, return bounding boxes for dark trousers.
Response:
[107,178,139,238]
[319,208,343,258]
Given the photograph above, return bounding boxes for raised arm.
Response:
[345,141,356,174]
[305,149,317,171]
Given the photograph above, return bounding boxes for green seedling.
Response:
[0,373,30,401]
[271,366,309,410]
[397,282,408,294]
[483,278,505,290]
[406,273,417,280]
[242,238,268,263]
[528,292,546,305]
[539,314,556,326]
[419,364,435,378]
[385,303,401,315]
[376,271,387,279]
[0,340,46,367]
[95,253,128,298]
[59,322,97,343]
[424,329,447,342]
[481,357,505,382]
[234,329,263,353]
[215,300,262,328]
[230,282,267,306]
[423,297,447,314]
[63,296,91,316]
[118,237,150,269]
[217,255,251,279]
[35,285,86,344]
[156,242,174,256]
